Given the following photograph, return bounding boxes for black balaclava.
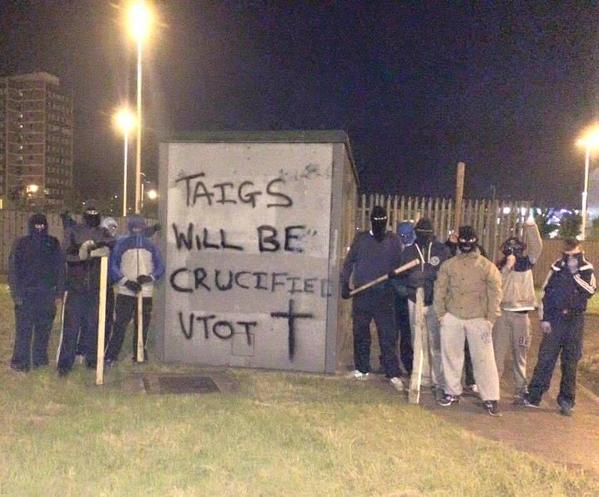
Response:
[458,225,478,253]
[29,213,48,237]
[370,205,388,242]
[83,202,101,228]
[414,218,434,246]
[501,237,526,257]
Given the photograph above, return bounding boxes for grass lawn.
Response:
[1,284,598,497]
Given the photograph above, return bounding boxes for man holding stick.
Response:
[340,205,405,391]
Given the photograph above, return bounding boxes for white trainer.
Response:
[347,369,370,380]
[390,377,404,392]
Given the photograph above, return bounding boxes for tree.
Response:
[558,212,582,239]
[534,208,559,238]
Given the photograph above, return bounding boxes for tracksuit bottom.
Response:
[11,292,56,370]
[528,313,584,407]
[105,294,153,362]
[493,311,530,395]
[57,290,99,371]
[352,289,401,378]
[440,312,500,401]
[408,300,444,389]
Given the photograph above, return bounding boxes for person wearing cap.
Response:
[434,225,503,415]
[340,206,404,391]
[57,202,115,376]
[524,238,595,416]
[493,219,542,403]
[105,215,165,364]
[398,218,450,397]
[8,213,64,372]
[392,221,417,375]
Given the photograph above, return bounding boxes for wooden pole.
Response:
[349,259,419,297]
[137,293,144,362]
[96,256,108,386]
[454,162,466,231]
[409,288,425,404]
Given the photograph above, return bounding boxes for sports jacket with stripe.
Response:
[109,233,165,298]
[539,253,596,321]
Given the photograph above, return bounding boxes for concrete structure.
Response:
[156,131,358,373]
[0,72,73,210]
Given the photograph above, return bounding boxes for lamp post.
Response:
[126,1,153,214]
[113,108,136,217]
[576,125,599,240]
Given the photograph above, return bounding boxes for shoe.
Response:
[347,369,370,380]
[483,400,501,416]
[522,396,541,408]
[513,391,528,405]
[10,363,29,373]
[438,394,459,407]
[558,400,573,417]
[390,377,404,392]
[104,358,117,369]
[463,383,479,396]
[58,367,70,377]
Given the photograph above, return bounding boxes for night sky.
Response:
[1,1,597,206]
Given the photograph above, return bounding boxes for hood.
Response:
[28,213,48,236]
[127,214,147,234]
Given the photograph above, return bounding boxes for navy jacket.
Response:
[8,218,64,299]
[399,239,451,306]
[540,254,596,321]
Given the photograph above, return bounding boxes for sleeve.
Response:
[109,240,127,284]
[149,242,165,281]
[573,257,596,297]
[7,239,21,301]
[485,262,503,323]
[522,221,543,265]
[340,234,360,289]
[433,261,449,318]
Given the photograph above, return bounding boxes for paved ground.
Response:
[419,315,599,476]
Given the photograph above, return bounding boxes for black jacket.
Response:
[399,239,450,306]
[8,217,64,299]
[541,254,595,321]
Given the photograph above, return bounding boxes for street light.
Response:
[126,0,154,214]
[113,107,136,216]
[147,188,158,200]
[26,184,39,194]
[576,124,599,240]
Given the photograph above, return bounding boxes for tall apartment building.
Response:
[0,72,73,210]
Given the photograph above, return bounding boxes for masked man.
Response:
[8,214,64,372]
[524,238,595,416]
[493,219,542,402]
[399,218,450,397]
[340,206,403,391]
[434,226,503,415]
[105,215,165,364]
[57,202,115,376]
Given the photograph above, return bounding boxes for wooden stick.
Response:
[96,256,108,386]
[349,259,419,297]
[409,288,425,404]
[137,293,144,362]
[454,161,465,230]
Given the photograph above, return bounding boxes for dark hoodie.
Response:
[8,213,65,300]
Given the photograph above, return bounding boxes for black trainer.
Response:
[483,400,501,416]
[558,400,573,417]
[438,394,459,407]
[522,394,541,408]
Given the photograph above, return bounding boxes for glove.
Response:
[387,270,400,280]
[540,321,551,334]
[137,274,153,285]
[125,280,142,294]
[341,283,352,300]
[94,240,107,249]
[152,223,161,233]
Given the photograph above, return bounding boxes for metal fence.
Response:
[0,210,156,274]
[356,193,532,257]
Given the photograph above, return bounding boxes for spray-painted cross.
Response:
[270,299,314,360]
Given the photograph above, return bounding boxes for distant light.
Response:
[147,189,158,200]
[502,206,511,215]
[127,1,154,43]
[27,184,39,194]
[577,124,599,150]
[113,107,136,134]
